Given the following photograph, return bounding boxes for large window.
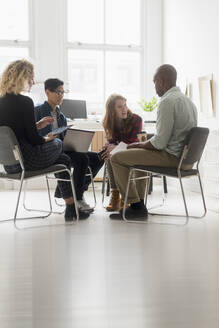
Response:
[0,0,30,73]
[67,0,143,114]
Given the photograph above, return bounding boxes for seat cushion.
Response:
[133,165,198,177]
[0,164,68,180]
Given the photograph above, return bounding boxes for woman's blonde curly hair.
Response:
[0,59,34,96]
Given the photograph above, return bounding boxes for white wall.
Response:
[163,0,219,206]
[163,0,219,120]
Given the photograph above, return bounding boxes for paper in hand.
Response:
[110,142,127,155]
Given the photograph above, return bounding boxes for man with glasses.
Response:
[35,78,104,213]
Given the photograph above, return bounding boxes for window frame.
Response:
[0,0,33,59]
[64,0,145,113]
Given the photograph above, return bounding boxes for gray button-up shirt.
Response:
[150,86,198,158]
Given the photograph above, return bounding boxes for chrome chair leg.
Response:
[88,166,96,208]
[14,173,24,228]
[102,164,107,204]
[122,168,150,224]
[45,168,79,223]
[149,173,207,224]
[23,178,64,215]
[13,174,53,229]
[54,198,65,208]
[147,174,166,210]
[198,173,207,216]
[122,167,206,226]
[54,166,96,210]
[15,168,79,228]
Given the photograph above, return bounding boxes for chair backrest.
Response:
[182,127,209,165]
[0,126,23,166]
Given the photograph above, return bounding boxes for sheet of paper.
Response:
[110,142,127,155]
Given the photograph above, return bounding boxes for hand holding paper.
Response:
[98,142,127,160]
[110,142,127,155]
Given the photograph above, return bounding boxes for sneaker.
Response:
[77,197,94,213]
[65,204,90,221]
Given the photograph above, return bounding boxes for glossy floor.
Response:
[0,185,219,328]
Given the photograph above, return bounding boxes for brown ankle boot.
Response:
[119,199,130,212]
[106,189,121,212]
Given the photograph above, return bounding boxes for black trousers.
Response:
[55,151,104,200]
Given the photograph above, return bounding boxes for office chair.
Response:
[0,126,79,228]
[122,127,209,225]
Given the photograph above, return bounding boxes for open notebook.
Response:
[63,128,95,152]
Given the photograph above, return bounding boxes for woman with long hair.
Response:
[101,93,142,211]
[0,59,89,221]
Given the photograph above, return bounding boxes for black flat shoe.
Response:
[109,213,122,220]
[109,206,148,221]
[121,206,148,220]
[65,204,90,221]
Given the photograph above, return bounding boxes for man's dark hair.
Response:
[155,64,177,86]
[44,78,64,91]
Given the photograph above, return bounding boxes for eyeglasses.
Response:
[53,90,69,96]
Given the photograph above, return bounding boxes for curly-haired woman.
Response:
[101,94,142,211]
[0,59,89,220]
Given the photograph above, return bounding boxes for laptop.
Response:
[60,99,87,120]
[63,128,95,152]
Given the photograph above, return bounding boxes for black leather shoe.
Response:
[65,204,90,221]
[121,206,148,220]
[109,212,122,220]
[109,206,148,221]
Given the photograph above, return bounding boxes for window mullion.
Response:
[66,42,142,52]
[0,40,30,47]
